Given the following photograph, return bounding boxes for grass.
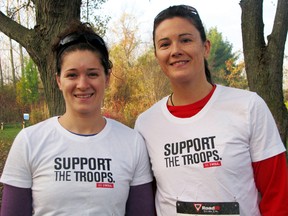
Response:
[0,126,21,163]
[0,126,22,206]
[0,127,21,143]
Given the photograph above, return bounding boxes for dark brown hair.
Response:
[52,20,112,76]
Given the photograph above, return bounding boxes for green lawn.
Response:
[0,127,21,143]
[0,127,21,162]
[0,127,22,206]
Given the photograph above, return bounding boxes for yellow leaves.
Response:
[225,59,248,89]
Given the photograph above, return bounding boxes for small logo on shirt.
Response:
[203,161,222,168]
[96,183,114,188]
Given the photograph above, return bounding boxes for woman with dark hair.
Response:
[135,5,288,216]
[0,20,155,216]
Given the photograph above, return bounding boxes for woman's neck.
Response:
[170,81,213,106]
[58,113,106,135]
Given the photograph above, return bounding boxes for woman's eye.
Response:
[159,42,170,48]
[66,73,77,78]
[88,72,99,78]
[182,38,192,43]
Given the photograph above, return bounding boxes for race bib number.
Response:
[176,201,240,215]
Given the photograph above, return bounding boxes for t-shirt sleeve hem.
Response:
[0,176,32,188]
[130,175,153,186]
[251,144,286,162]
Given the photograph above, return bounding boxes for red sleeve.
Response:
[252,152,288,216]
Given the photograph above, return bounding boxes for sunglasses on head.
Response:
[155,5,199,21]
[180,5,198,15]
[56,33,106,57]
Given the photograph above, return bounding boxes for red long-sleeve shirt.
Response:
[252,152,288,215]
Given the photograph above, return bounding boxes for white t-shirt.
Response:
[135,85,285,216]
[1,117,153,216]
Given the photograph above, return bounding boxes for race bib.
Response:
[176,201,240,215]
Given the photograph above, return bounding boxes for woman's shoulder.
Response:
[216,85,259,102]
[105,118,145,146]
[217,85,256,96]
[20,116,58,135]
[105,118,137,134]
[215,85,267,111]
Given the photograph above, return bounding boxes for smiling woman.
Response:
[52,21,113,135]
[0,20,155,216]
[135,4,288,216]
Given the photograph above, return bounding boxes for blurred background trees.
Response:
[0,0,287,138]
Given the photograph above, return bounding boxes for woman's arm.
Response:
[252,152,288,216]
[126,182,155,216]
[0,184,32,216]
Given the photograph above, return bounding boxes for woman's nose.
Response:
[171,42,183,57]
[77,75,90,89]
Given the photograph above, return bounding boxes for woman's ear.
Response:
[204,40,211,58]
[56,74,62,90]
[105,70,111,88]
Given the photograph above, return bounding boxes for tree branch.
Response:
[0,10,34,47]
[240,0,266,54]
[268,0,288,53]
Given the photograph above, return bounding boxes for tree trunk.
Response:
[17,0,24,77]
[0,0,81,116]
[9,38,16,89]
[240,0,288,144]
[0,57,3,89]
[6,0,17,90]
